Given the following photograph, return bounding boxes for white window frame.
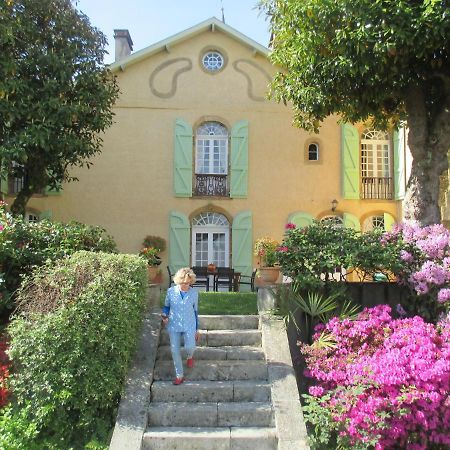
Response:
[361,129,391,178]
[192,212,230,267]
[195,122,229,175]
[363,215,385,232]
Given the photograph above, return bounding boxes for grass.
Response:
[159,290,258,315]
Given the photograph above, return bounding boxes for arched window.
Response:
[195,122,229,175]
[25,212,39,223]
[363,215,385,232]
[320,215,344,227]
[308,143,319,161]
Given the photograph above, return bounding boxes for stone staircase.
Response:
[142,315,278,449]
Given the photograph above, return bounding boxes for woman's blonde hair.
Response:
[173,267,196,285]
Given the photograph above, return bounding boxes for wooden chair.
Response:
[191,266,210,291]
[214,267,234,292]
[238,269,257,292]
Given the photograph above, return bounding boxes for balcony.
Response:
[361,177,393,200]
[194,174,229,197]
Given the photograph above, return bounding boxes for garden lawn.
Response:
[160,290,258,315]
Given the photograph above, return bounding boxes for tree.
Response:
[259,0,450,225]
[0,0,119,216]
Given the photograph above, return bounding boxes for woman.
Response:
[162,267,200,385]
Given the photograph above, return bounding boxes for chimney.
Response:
[113,29,133,62]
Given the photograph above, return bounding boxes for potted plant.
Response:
[139,246,161,282]
[141,235,166,267]
[254,237,281,283]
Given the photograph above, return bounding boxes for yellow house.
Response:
[2,18,409,284]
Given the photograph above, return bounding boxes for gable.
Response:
[113,21,276,109]
[110,17,269,73]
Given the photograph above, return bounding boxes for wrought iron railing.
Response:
[361,177,393,200]
[194,174,229,197]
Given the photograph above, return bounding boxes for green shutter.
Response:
[384,212,395,231]
[232,211,252,278]
[174,118,193,197]
[341,123,360,199]
[39,210,52,220]
[287,211,314,228]
[343,212,361,231]
[169,211,190,271]
[393,129,405,200]
[230,120,249,198]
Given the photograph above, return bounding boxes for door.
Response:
[191,212,230,267]
[192,228,229,267]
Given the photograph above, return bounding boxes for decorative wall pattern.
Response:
[233,59,272,102]
[149,58,193,98]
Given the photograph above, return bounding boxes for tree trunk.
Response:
[404,84,450,225]
[10,187,33,217]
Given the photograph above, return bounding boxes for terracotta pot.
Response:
[258,267,280,283]
[147,266,160,283]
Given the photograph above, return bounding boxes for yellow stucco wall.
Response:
[17,26,400,273]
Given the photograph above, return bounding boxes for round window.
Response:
[202,51,224,72]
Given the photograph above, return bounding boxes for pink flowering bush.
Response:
[301,305,450,449]
[384,223,450,321]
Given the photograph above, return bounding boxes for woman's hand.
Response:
[195,330,200,342]
[162,315,169,326]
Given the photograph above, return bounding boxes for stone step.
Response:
[198,315,259,330]
[159,329,261,347]
[151,380,271,403]
[154,360,268,381]
[142,426,277,450]
[148,402,274,428]
[156,345,265,361]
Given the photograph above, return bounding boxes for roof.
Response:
[110,17,270,72]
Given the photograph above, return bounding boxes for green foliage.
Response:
[277,221,401,290]
[0,251,147,448]
[259,0,450,132]
[0,0,119,215]
[139,246,160,266]
[303,386,380,450]
[0,204,117,315]
[270,281,359,343]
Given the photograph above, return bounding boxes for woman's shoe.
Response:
[187,358,194,369]
[173,377,185,385]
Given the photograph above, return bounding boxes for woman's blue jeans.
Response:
[168,330,196,378]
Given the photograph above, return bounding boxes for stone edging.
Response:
[258,287,310,450]
[109,285,161,450]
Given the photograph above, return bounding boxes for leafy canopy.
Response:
[260,0,450,132]
[0,0,119,214]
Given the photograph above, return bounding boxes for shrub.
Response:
[301,305,450,449]
[384,223,450,321]
[0,202,117,315]
[0,334,9,409]
[0,251,147,448]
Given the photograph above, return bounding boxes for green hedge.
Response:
[0,251,147,449]
[0,203,118,316]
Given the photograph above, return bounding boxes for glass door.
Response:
[192,229,229,267]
